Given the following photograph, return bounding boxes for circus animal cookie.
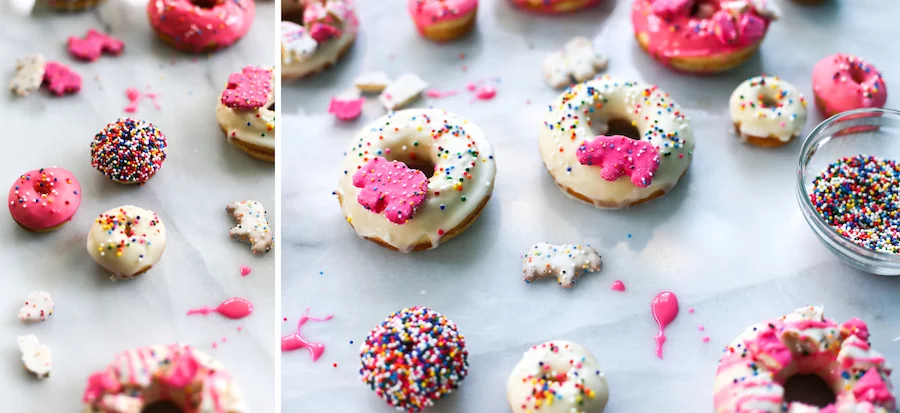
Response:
[510,0,598,13]
[522,242,602,288]
[328,88,365,121]
[539,77,694,208]
[632,0,779,73]
[226,200,273,254]
[729,75,807,147]
[408,0,478,42]
[507,340,609,413]
[216,66,276,162]
[8,167,82,232]
[147,0,255,53]
[812,54,888,117]
[379,73,429,110]
[354,71,391,93]
[714,306,896,413]
[18,335,51,379]
[543,37,609,89]
[361,307,468,412]
[67,29,124,61]
[82,344,247,412]
[43,61,81,96]
[281,0,360,79]
[91,118,167,184]
[9,54,46,97]
[336,109,497,252]
[18,291,54,322]
[87,205,166,279]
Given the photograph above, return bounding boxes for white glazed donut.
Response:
[281,0,359,79]
[714,306,896,413]
[215,66,276,162]
[538,76,695,208]
[729,75,808,148]
[86,205,166,279]
[507,340,610,413]
[335,108,497,252]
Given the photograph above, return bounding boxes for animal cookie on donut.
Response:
[216,66,276,162]
[147,0,255,53]
[335,108,497,252]
[510,0,598,13]
[8,167,81,232]
[729,75,807,147]
[87,205,166,279]
[281,0,359,79]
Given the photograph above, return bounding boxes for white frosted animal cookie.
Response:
[507,340,609,413]
[227,200,274,254]
[18,291,54,322]
[522,242,602,288]
[18,335,51,379]
[354,71,391,93]
[543,37,609,89]
[379,74,428,110]
[9,53,47,97]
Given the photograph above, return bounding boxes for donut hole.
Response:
[124,222,135,237]
[783,374,836,408]
[849,66,868,85]
[267,101,276,111]
[189,0,221,8]
[605,118,642,141]
[384,149,436,179]
[759,94,779,109]
[32,180,53,195]
[690,1,717,18]
[142,401,184,413]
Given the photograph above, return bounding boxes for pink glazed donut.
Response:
[8,167,81,232]
[812,54,888,117]
[147,0,255,53]
[408,0,478,42]
[510,0,599,13]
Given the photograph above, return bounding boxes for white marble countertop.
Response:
[0,0,276,411]
[282,0,900,411]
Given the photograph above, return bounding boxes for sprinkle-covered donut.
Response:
[8,167,81,232]
[507,340,610,413]
[812,54,888,118]
[715,306,896,413]
[91,118,167,185]
[360,307,468,412]
[510,0,599,13]
[538,76,694,208]
[86,205,166,279]
[408,0,478,42]
[281,0,359,79]
[335,108,497,252]
[147,0,255,53]
[83,344,246,413]
[729,75,808,147]
[215,66,276,162]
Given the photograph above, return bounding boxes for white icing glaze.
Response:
[19,291,54,322]
[18,335,51,378]
[543,37,609,89]
[336,108,496,252]
[522,242,602,288]
[282,0,359,78]
[507,340,609,413]
[354,71,391,93]
[86,205,166,279]
[729,75,807,143]
[538,76,694,208]
[215,67,276,152]
[9,53,46,97]
[379,74,429,110]
[226,200,274,254]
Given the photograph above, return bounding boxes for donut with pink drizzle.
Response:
[147,0,255,53]
[281,0,359,79]
[632,0,779,73]
[812,54,888,118]
[82,344,247,413]
[8,167,81,232]
[408,0,478,42]
[510,0,598,13]
[714,306,896,413]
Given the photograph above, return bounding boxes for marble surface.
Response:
[282,0,900,411]
[0,0,275,411]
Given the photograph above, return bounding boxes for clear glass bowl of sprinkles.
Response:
[797,108,900,275]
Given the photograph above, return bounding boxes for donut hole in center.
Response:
[124,222,135,237]
[189,0,221,8]
[849,67,868,85]
[605,118,642,141]
[267,101,276,111]
[759,94,779,109]
[142,401,184,413]
[32,180,53,195]
[783,374,836,408]
[384,149,436,179]
[690,1,718,18]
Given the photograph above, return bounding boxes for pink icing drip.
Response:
[610,280,626,291]
[160,350,200,388]
[651,291,679,358]
[187,297,254,320]
[474,85,497,100]
[240,265,252,276]
[408,0,478,33]
[328,97,365,120]
[426,89,459,98]
[352,157,429,224]
[124,88,161,113]
[67,28,124,62]
[146,0,255,53]
[576,135,661,188]
[702,336,710,343]
[282,308,333,362]
[43,61,81,96]
[221,66,272,110]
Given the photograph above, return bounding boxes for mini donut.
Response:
[812,54,888,118]
[729,75,808,148]
[408,0,478,42]
[91,118,167,185]
[632,0,779,73]
[335,108,497,253]
[83,344,247,412]
[510,0,599,13]
[86,205,166,279]
[46,0,105,12]
[360,307,468,412]
[715,306,896,412]
[215,66,276,162]
[282,0,359,79]
[538,76,695,208]
[147,0,255,53]
[507,340,610,413]
[8,167,81,232]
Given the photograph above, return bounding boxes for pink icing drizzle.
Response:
[407,0,478,33]
[67,29,124,62]
[240,265,252,276]
[352,157,429,224]
[8,167,81,230]
[43,62,81,96]
[328,97,365,120]
[282,308,333,362]
[426,89,459,98]
[221,66,272,110]
[853,369,894,406]
[124,88,161,113]
[812,54,888,117]
[474,85,497,100]
[576,135,661,188]
[187,297,254,320]
[610,280,626,291]
[651,291,678,358]
[146,0,255,53]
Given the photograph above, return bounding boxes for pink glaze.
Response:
[8,167,81,231]
[124,88,161,113]
[474,84,496,100]
[353,157,429,224]
[187,297,253,320]
[842,317,870,341]
[651,291,678,359]
[854,369,894,406]
[147,0,255,53]
[282,308,333,362]
[408,0,478,34]
[698,325,705,331]
[67,29,124,62]
[240,265,251,276]
[221,66,272,110]
[328,97,365,120]
[43,62,81,96]
[610,280,626,291]
[812,54,887,117]
[688,308,695,313]
[576,135,661,188]
[509,0,599,14]
[702,336,710,343]
[426,89,459,98]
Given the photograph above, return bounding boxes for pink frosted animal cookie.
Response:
[576,135,661,188]
[67,29,124,62]
[43,62,81,96]
[352,157,428,225]
[221,66,272,110]
[328,97,365,120]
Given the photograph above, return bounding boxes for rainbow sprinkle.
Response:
[90,118,167,184]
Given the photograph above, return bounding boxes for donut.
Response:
[715,306,896,412]
[82,344,246,412]
[510,0,599,13]
[507,340,610,413]
[812,54,888,118]
[282,0,359,79]
[360,307,468,412]
[632,0,779,73]
[91,118,167,185]
[408,0,478,42]
[8,167,81,232]
[538,77,695,208]
[86,205,166,279]
[335,108,497,252]
[729,75,808,148]
[46,0,105,12]
[215,66,275,162]
[147,0,255,53]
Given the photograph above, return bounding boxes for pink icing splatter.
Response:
[328,97,365,120]
[610,280,626,291]
[853,369,895,406]
[688,308,695,313]
[237,326,243,332]
[124,88,161,113]
[240,265,252,277]
[352,157,428,225]
[474,85,497,100]
[651,291,679,359]
[309,22,342,43]
[576,135,661,188]
[426,89,459,98]
[466,82,477,91]
[702,336,710,343]
[67,29,124,62]
[282,308,333,362]
[212,342,218,349]
[187,297,254,320]
[221,66,272,110]
[43,62,81,96]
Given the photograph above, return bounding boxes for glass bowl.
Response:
[796,108,900,275]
